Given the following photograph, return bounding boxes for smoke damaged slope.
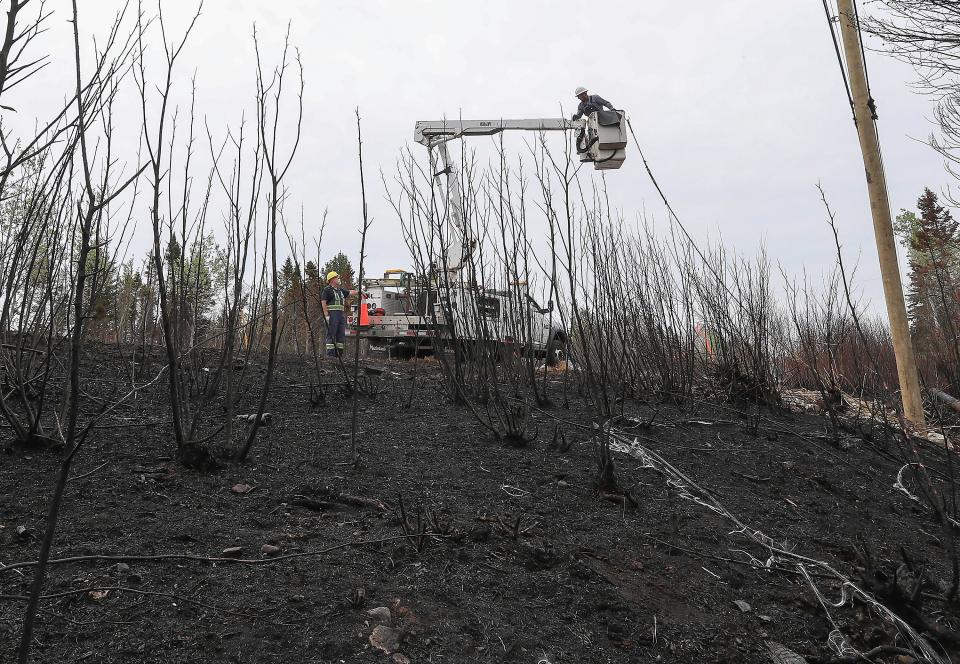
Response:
[1,352,956,664]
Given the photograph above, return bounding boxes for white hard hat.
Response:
[574,86,587,97]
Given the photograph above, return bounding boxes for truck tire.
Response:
[546,332,567,367]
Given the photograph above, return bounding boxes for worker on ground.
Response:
[571,86,615,121]
[322,271,361,357]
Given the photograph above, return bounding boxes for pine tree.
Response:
[279,257,305,352]
[114,260,143,344]
[321,252,354,288]
[281,256,296,292]
[895,187,960,340]
[303,260,323,320]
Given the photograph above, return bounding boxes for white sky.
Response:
[6,1,950,311]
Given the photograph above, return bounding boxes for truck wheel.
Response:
[546,336,566,367]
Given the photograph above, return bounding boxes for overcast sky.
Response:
[8,1,950,312]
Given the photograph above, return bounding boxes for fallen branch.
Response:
[330,491,388,512]
[290,496,338,512]
[0,533,451,576]
[0,585,274,623]
[732,471,771,483]
[66,462,108,483]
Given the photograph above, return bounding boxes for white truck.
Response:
[346,269,563,361]
[347,111,628,361]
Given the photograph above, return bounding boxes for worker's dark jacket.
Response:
[573,94,614,120]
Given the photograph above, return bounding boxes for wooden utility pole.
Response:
[836,0,926,429]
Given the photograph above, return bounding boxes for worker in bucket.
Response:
[322,271,361,357]
[571,86,615,121]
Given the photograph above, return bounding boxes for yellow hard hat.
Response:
[327,271,339,281]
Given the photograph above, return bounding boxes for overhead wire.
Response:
[823,1,892,228]
[625,0,871,318]
[849,0,889,182]
[623,0,886,319]
[822,0,857,122]
[624,117,746,311]
[852,0,878,119]
[620,0,889,380]
[622,0,861,320]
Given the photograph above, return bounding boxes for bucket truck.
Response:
[347,110,627,360]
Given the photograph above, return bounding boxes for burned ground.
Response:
[0,348,955,664]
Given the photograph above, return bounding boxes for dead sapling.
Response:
[494,513,537,541]
[308,382,326,406]
[742,408,762,437]
[425,509,455,539]
[500,398,538,447]
[593,425,639,507]
[851,539,960,649]
[177,442,219,472]
[594,425,619,493]
[356,366,386,398]
[549,424,573,453]
[396,494,430,554]
[350,587,366,609]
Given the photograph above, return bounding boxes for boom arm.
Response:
[416,118,581,274]
[414,118,577,148]
[414,113,625,273]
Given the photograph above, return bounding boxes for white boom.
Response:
[413,113,627,272]
[414,118,575,146]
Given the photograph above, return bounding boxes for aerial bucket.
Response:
[578,110,627,170]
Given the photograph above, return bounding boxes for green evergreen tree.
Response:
[281,256,296,292]
[895,187,960,336]
[114,259,143,343]
[321,252,354,287]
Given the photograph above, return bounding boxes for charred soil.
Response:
[0,348,956,663]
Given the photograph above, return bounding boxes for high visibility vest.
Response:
[326,286,347,311]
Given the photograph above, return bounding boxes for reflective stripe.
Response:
[325,343,335,349]
[328,305,344,311]
[336,343,345,349]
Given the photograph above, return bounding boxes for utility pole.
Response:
[835,0,925,429]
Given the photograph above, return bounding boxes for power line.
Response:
[822,0,857,122]
[822,0,888,217]
[624,117,746,311]
[838,1,887,198]
[848,0,886,180]
[851,0,878,119]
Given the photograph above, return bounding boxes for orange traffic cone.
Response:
[358,295,370,327]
